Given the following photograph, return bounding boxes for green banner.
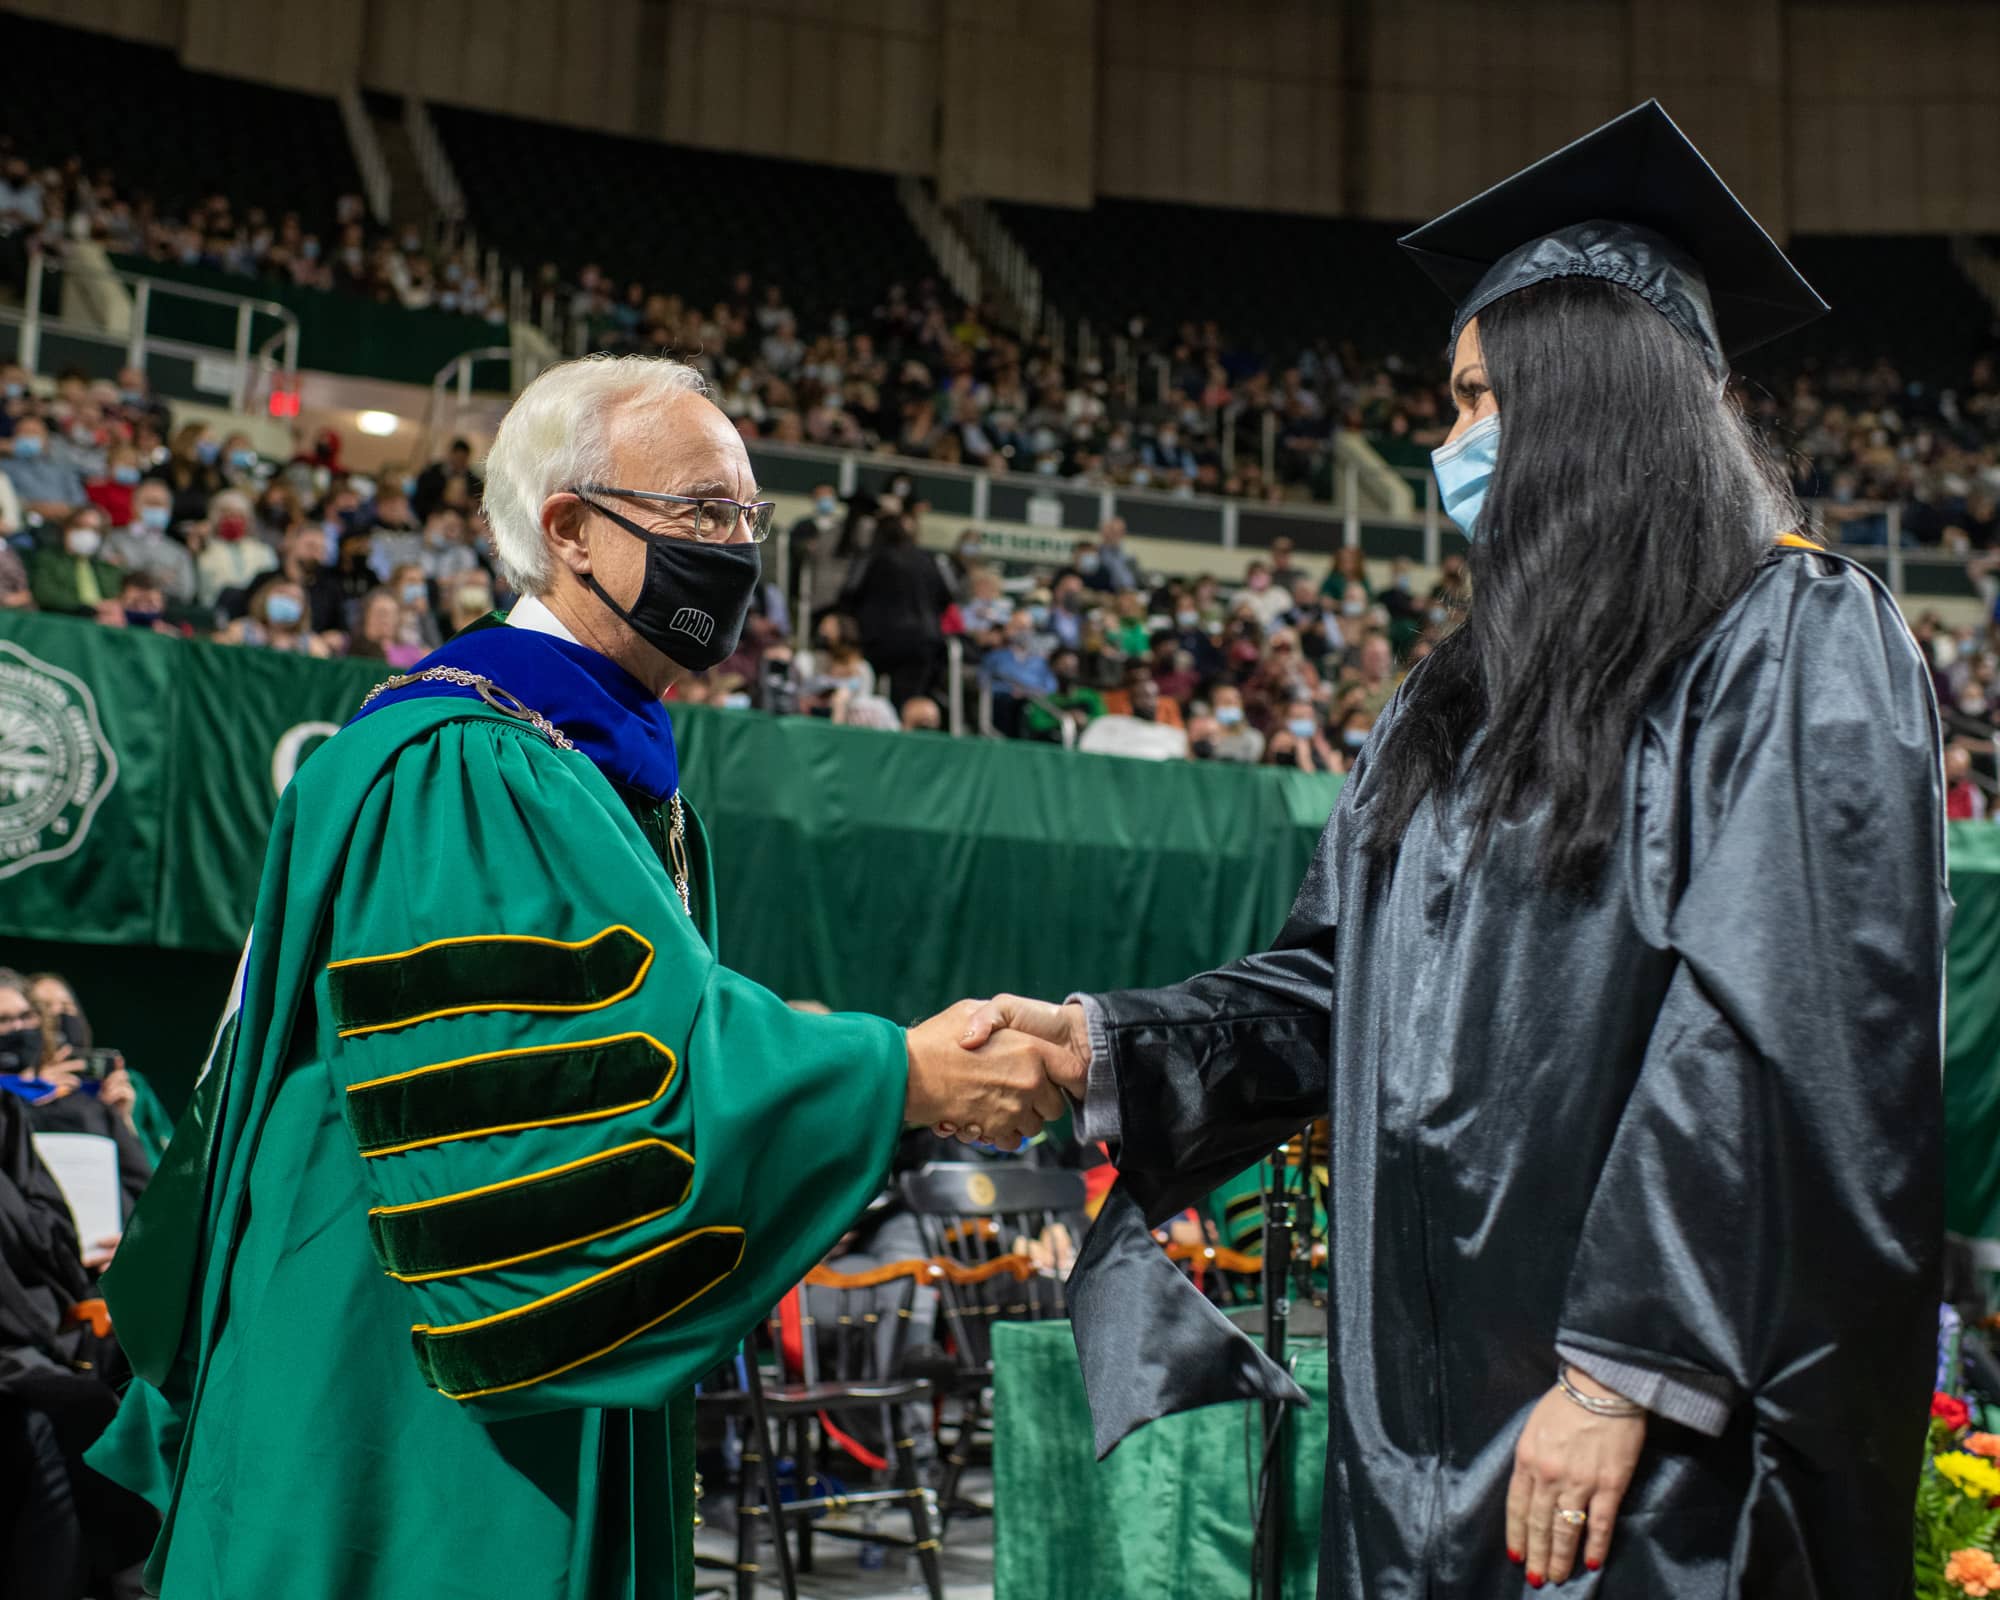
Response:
[5,607,2000,1249]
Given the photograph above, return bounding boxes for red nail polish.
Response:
[1508,1548,1523,1564]
[1587,1558,1602,1572]
[1526,1575,1545,1590]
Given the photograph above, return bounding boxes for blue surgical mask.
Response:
[265,593,304,627]
[112,464,141,485]
[1286,716,1318,741]
[230,448,258,472]
[195,438,220,465]
[1431,414,1499,538]
[814,495,837,516]
[1215,704,1244,727]
[399,580,427,606]
[139,504,171,533]
[11,433,42,458]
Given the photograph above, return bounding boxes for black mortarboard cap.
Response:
[1398,100,1827,373]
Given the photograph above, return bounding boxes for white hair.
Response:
[482,354,709,595]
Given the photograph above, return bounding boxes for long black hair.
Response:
[1363,278,1802,894]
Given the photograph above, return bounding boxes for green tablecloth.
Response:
[992,1320,1324,1599]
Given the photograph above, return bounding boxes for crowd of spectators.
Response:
[0,965,164,1596]
[1,141,505,320]
[0,362,504,666]
[11,132,1999,533]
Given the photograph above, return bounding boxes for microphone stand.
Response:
[1251,1153,1299,1600]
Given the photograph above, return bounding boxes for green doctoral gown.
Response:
[87,684,909,1598]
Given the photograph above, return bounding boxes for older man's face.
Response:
[581,390,760,635]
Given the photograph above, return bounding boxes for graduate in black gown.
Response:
[955,103,1948,1598]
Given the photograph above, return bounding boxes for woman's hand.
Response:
[1505,1372,1646,1587]
[33,1043,82,1095]
[99,1062,136,1126]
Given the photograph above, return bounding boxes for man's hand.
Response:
[904,1001,1069,1146]
[942,995,1091,1139]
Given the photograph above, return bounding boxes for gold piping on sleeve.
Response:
[416,1226,748,1401]
[328,925,655,1039]
[346,1032,677,1159]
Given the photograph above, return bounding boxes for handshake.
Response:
[903,995,1093,1146]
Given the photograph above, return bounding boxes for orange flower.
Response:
[1945,1548,2000,1596]
[1970,1434,2000,1459]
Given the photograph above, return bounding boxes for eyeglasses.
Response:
[576,484,775,544]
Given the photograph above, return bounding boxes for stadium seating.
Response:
[0,12,360,228]
[429,105,940,328]
[995,198,1437,363]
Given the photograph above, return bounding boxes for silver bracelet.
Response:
[1557,1362,1645,1418]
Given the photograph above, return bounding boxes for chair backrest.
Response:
[793,1258,929,1387]
[899,1162,1087,1368]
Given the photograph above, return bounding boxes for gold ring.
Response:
[1557,1508,1588,1528]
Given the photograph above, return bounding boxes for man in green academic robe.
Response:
[87,354,1067,1598]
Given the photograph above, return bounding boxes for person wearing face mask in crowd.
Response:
[359,479,424,579]
[26,507,121,616]
[1233,559,1293,627]
[786,482,845,615]
[217,433,261,489]
[85,442,144,529]
[221,578,333,657]
[349,587,428,669]
[2,415,89,520]
[104,481,196,606]
[1353,631,1400,718]
[791,611,878,709]
[1206,682,1265,763]
[248,519,345,634]
[192,490,278,610]
[88,355,1060,1600]
[386,561,443,650]
[443,571,498,637]
[1274,695,1341,773]
[100,571,177,636]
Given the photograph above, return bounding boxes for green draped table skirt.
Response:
[991,1320,1326,1599]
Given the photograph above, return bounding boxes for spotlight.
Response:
[356,410,399,437]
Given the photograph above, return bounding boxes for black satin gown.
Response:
[1068,545,1948,1598]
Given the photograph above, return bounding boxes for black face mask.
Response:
[57,1011,87,1051]
[582,499,762,672]
[0,1027,41,1075]
[1190,738,1217,760]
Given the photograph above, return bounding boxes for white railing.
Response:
[6,253,300,413]
[337,83,393,226]
[953,196,1048,338]
[404,96,466,221]
[424,345,517,461]
[894,177,982,306]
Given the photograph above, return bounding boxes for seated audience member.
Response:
[1076,694,1191,761]
[1022,647,1105,742]
[363,479,425,578]
[1186,711,1223,761]
[219,579,335,657]
[1234,560,1292,627]
[248,521,345,634]
[901,695,944,732]
[1354,631,1398,717]
[981,609,1059,736]
[1320,544,1373,607]
[5,971,154,1251]
[1947,741,1987,822]
[413,437,481,520]
[100,571,177,636]
[441,569,497,637]
[27,507,121,616]
[217,432,262,490]
[387,562,443,650]
[1209,683,1266,763]
[0,1076,156,1598]
[960,568,1014,635]
[1126,670,1183,730]
[3,416,88,520]
[793,612,877,706]
[1094,516,1140,592]
[104,480,196,606]
[85,443,144,529]
[419,509,482,584]
[194,491,280,612]
[349,587,427,669]
[150,423,225,525]
[1278,696,1341,772]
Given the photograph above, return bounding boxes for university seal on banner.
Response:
[0,640,118,880]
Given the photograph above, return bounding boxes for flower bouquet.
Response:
[1919,1307,2000,1597]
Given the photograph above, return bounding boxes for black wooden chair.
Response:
[695,1260,945,1600]
[898,1161,1087,1529]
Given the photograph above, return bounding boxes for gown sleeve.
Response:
[1556,557,1946,1575]
[1066,821,1339,1455]
[317,717,909,1423]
